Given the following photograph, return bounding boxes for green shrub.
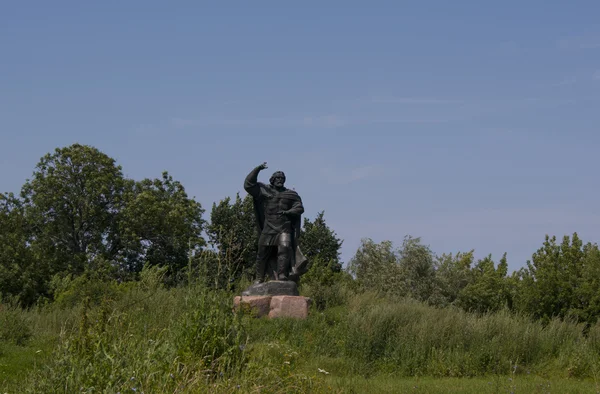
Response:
[299,257,352,310]
[49,267,122,309]
[175,288,249,379]
[0,300,32,346]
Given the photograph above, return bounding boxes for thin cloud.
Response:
[171,114,346,129]
[557,34,600,50]
[170,112,451,129]
[168,94,574,133]
[367,96,465,105]
[490,41,522,56]
[302,115,346,128]
[594,70,600,81]
[552,76,577,87]
[320,165,383,185]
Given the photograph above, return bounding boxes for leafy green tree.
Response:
[117,172,206,279]
[515,233,598,324]
[0,193,49,305]
[347,238,402,296]
[20,144,126,277]
[432,250,475,307]
[396,236,437,302]
[297,212,347,309]
[300,211,343,272]
[574,243,600,325]
[206,193,257,286]
[456,253,510,314]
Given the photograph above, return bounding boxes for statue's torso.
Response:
[260,186,297,236]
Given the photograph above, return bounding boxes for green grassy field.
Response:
[1,279,600,393]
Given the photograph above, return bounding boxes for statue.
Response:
[244,162,309,284]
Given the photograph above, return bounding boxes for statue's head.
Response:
[269,171,286,189]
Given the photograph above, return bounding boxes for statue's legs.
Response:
[276,233,292,280]
[255,244,271,284]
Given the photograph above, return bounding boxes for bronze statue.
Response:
[244,162,308,283]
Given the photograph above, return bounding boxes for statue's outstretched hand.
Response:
[257,162,268,171]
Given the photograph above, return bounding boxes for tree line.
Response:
[1,144,599,328]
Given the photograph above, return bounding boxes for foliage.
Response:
[20,144,126,277]
[347,238,401,295]
[117,171,206,278]
[396,236,437,302]
[49,257,122,309]
[0,144,206,303]
[0,297,32,346]
[456,253,510,314]
[0,193,48,306]
[175,289,249,379]
[432,250,474,307]
[3,281,600,392]
[346,236,438,302]
[299,256,352,310]
[206,193,258,286]
[300,211,343,272]
[514,233,600,325]
[18,284,249,393]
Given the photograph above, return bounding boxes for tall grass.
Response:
[246,291,600,380]
[1,280,599,392]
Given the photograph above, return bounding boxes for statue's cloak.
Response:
[251,188,309,281]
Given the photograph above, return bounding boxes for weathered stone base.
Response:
[233,295,311,319]
[233,295,272,317]
[241,280,299,296]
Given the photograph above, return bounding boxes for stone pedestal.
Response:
[241,280,299,296]
[233,295,272,317]
[233,294,311,319]
[269,296,311,319]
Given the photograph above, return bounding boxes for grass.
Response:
[327,375,599,393]
[0,338,54,386]
[1,277,600,393]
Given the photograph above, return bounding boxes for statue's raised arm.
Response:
[244,162,268,198]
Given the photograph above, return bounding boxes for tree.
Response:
[20,144,126,276]
[396,236,437,302]
[0,193,49,305]
[514,233,598,324]
[347,238,401,296]
[297,212,347,309]
[300,211,343,272]
[117,172,206,279]
[457,253,510,314]
[574,243,600,325]
[205,193,257,286]
[432,250,475,307]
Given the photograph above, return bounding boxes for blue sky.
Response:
[2,2,600,271]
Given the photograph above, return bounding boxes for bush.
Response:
[175,289,249,379]
[299,257,352,310]
[0,299,32,346]
[21,285,252,393]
